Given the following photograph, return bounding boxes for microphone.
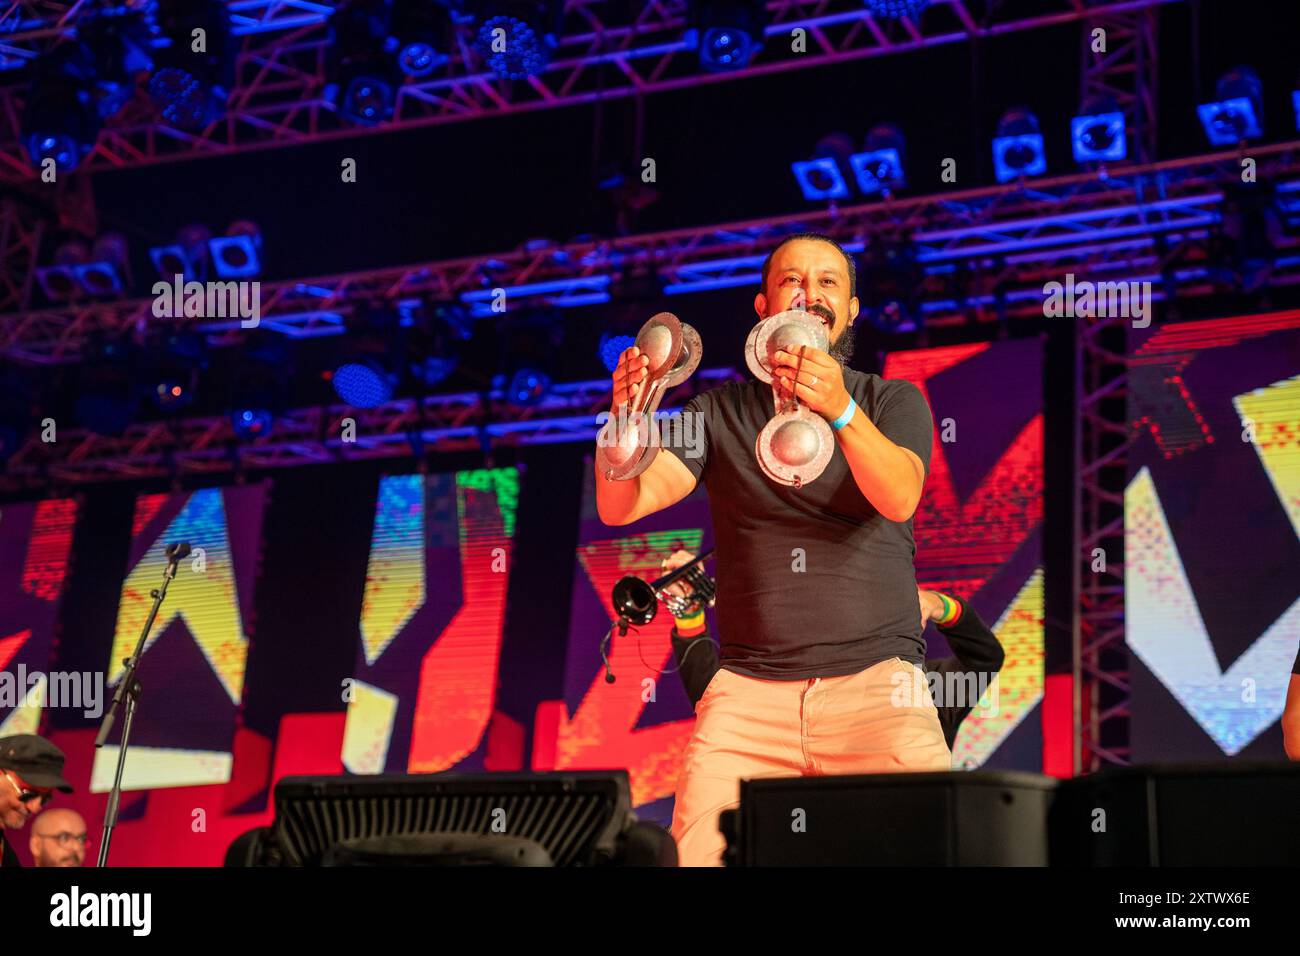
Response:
[165,541,192,563]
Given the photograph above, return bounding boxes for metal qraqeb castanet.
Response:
[596,311,702,481]
[745,309,835,488]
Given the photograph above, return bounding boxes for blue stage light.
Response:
[333,361,396,408]
[396,40,445,77]
[700,28,755,70]
[391,0,451,77]
[231,407,274,439]
[507,368,551,407]
[600,334,636,372]
[687,0,767,73]
[792,158,850,201]
[850,148,904,194]
[209,222,262,279]
[850,123,907,195]
[1293,89,1300,131]
[341,73,396,124]
[474,13,556,79]
[794,132,854,201]
[864,0,930,18]
[1071,98,1127,163]
[992,108,1047,183]
[1198,67,1264,146]
[21,48,103,173]
[147,0,235,129]
[327,0,401,124]
[151,224,212,283]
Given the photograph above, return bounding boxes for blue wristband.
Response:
[830,396,856,431]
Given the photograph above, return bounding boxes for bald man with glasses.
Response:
[30,808,89,867]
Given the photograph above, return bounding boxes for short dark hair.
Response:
[759,232,858,300]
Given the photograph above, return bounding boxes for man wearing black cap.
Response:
[0,733,74,868]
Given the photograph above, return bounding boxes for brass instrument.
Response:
[611,550,716,626]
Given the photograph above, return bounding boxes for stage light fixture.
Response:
[599,333,636,373]
[473,0,563,79]
[327,0,401,125]
[36,241,90,303]
[1198,67,1264,146]
[850,123,906,195]
[151,377,194,411]
[687,0,768,73]
[147,0,236,129]
[506,367,551,407]
[209,221,263,278]
[333,359,397,408]
[79,8,154,116]
[151,224,212,282]
[992,108,1047,183]
[793,133,853,201]
[229,341,290,439]
[391,0,452,77]
[863,0,930,18]
[402,299,470,388]
[22,46,103,173]
[1071,97,1126,164]
[21,8,151,172]
[76,233,132,298]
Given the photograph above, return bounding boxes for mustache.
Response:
[805,303,835,324]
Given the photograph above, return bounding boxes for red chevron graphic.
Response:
[884,347,1044,596]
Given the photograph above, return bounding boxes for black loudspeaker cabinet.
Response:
[720,770,1057,866]
[1049,761,1300,866]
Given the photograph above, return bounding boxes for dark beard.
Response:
[828,326,855,366]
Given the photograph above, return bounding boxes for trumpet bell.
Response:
[612,575,658,626]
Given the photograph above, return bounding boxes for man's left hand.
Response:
[917,588,944,627]
[772,346,850,420]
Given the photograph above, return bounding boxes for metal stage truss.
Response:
[0,366,742,489]
[2,139,1298,364]
[0,0,1185,180]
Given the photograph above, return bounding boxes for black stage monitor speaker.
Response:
[720,770,1057,866]
[1049,761,1300,866]
[228,770,676,867]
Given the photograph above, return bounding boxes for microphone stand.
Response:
[95,544,186,867]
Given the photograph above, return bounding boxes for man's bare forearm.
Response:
[836,410,924,521]
[595,449,697,526]
[595,458,642,525]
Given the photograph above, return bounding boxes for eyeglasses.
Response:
[36,832,90,848]
[3,770,53,807]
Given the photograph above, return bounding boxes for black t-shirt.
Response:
[662,367,934,680]
[1,832,20,868]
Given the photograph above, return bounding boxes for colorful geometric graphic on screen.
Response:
[1235,373,1300,540]
[1126,466,1298,754]
[93,487,253,791]
[951,567,1045,768]
[0,499,78,736]
[343,467,519,775]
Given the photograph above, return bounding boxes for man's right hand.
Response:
[612,345,650,414]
